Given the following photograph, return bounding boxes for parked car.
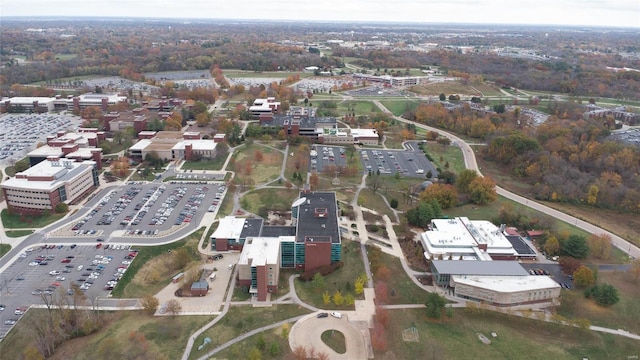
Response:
[330,312,342,319]
[317,312,329,318]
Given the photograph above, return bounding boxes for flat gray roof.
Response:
[431,260,528,276]
[296,191,340,244]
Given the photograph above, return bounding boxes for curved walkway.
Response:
[289,313,367,360]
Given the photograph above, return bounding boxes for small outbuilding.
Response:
[190,281,209,296]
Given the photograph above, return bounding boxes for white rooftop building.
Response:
[420,217,517,261]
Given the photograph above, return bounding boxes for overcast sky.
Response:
[2,0,639,28]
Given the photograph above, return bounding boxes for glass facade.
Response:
[331,243,342,262]
[281,242,294,268]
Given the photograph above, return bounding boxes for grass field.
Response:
[472,83,504,97]
[241,188,299,218]
[358,188,396,220]
[380,99,421,116]
[378,308,640,360]
[322,330,346,353]
[230,142,284,185]
[338,100,381,115]
[0,244,10,258]
[1,209,66,229]
[188,305,310,360]
[425,142,466,174]
[111,227,204,298]
[295,241,366,308]
[30,74,106,86]
[371,251,427,305]
[557,271,640,334]
[46,312,212,360]
[211,324,294,360]
[181,157,226,171]
[5,229,35,237]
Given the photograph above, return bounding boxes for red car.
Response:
[61,259,71,263]
[96,243,102,249]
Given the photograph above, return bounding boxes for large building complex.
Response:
[1,158,99,215]
[26,129,104,169]
[210,191,341,301]
[419,217,522,261]
[128,131,217,161]
[258,106,379,145]
[431,260,561,307]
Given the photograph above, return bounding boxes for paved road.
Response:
[373,101,640,260]
[289,313,368,360]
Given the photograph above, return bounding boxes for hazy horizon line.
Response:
[1,15,639,30]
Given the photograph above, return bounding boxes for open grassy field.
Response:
[241,188,299,218]
[1,209,66,229]
[472,83,504,97]
[181,157,226,171]
[30,74,106,86]
[0,310,211,360]
[230,142,284,185]
[557,271,640,334]
[425,142,466,173]
[380,99,421,116]
[371,251,427,305]
[378,308,640,360]
[358,188,396,220]
[111,227,204,298]
[211,323,294,360]
[188,305,310,360]
[295,241,366,308]
[337,100,381,115]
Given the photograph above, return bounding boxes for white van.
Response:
[209,273,216,281]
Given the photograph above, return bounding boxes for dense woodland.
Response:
[1,20,639,100]
[407,102,640,213]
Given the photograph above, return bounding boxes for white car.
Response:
[330,312,343,319]
[49,270,60,276]
[29,261,39,267]
[55,276,66,281]
[77,265,84,271]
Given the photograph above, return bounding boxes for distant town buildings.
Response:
[1,93,127,114]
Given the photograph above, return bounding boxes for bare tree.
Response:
[166,299,182,316]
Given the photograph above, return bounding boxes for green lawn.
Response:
[181,157,226,171]
[379,308,640,360]
[5,229,34,238]
[1,209,66,229]
[295,241,365,309]
[213,326,293,360]
[0,244,11,258]
[241,188,299,218]
[380,99,421,116]
[357,188,395,220]
[557,271,640,334]
[338,100,381,115]
[371,251,427,305]
[230,142,284,185]
[0,311,213,360]
[425,142,466,174]
[322,330,346,354]
[189,305,310,360]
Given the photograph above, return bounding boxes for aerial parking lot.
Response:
[359,141,438,178]
[0,244,139,338]
[0,113,82,165]
[310,145,348,172]
[53,182,226,241]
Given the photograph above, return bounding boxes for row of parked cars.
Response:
[207,184,226,212]
[95,187,143,226]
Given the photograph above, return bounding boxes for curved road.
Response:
[373,101,640,260]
